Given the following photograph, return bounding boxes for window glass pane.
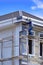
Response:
[20,43,27,55]
[32,40,34,54]
[20,38,27,55]
[28,40,32,54]
[3,47,12,58]
[40,43,42,56]
[40,34,43,37]
[3,60,12,65]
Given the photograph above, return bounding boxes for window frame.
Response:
[40,42,42,56]
[28,30,35,56]
[39,32,43,57]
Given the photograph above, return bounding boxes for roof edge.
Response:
[0,11,43,21]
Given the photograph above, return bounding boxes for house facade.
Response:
[0,11,43,65]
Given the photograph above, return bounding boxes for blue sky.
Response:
[0,0,43,18]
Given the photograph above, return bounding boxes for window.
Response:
[19,31,27,55]
[40,32,43,56]
[40,33,43,38]
[28,39,35,55]
[19,59,21,65]
[19,38,27,55]
[28,40,32,54]
[3,40,12,58]
[28,31,35,55]
[40,43,42,56]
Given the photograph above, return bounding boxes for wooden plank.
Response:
[19,35,38,40]
[0,36,12,42]
[0,56,23,62]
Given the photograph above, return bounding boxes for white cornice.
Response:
[22,16,43,26]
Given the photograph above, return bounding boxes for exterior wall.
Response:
[19,24,43,65]
[0,22,43,65]
[0,23,22,65]
[0,11,43,65]
[28,31,40,65]
[20,23,43,65]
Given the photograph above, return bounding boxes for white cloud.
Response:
[31,0,43,9]
[31,6,36,10]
